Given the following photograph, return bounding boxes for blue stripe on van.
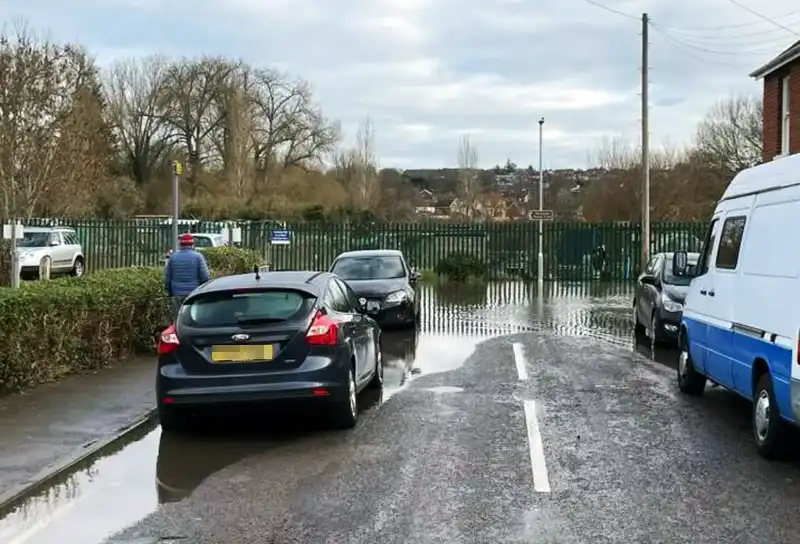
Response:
[682,316,794,424]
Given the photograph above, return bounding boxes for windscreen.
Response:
[331,256,405,280]
[19,232,49,247]
[180,289,315,327]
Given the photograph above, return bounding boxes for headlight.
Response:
[662,295,683,312]
[385,291,408,304]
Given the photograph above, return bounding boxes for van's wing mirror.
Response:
[672,251,689,277]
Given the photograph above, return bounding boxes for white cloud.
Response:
[1,0,797,167]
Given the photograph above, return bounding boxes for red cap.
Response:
[178,233,194,246]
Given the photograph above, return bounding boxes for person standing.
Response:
[164,233,210,319]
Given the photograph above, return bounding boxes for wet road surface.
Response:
[3,282,800,543]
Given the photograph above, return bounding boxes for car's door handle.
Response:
[707,291,714,296]
[699,290,707,295]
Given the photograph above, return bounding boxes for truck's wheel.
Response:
[753,373,786,459]
[677,346,706,396]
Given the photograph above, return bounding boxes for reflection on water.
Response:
[418,281,634,346]
[0,280,668,544]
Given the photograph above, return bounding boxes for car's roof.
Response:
[191,270,330,297]
[335,249,403,258]
[191,232,222,237]
[25,226,75,233]
[659,252,700,257]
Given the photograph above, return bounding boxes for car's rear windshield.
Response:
[180,289,315,327]
[331,255,405,280]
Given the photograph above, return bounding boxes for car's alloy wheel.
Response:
[347,368,357,418]
[74,260,83,276]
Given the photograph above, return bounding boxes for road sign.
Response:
[173,160,183,175]
[270,229,291,245]
[528,210,554,221]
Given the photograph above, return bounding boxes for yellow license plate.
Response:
[210,344,273,363]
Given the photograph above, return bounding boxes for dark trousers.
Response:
[169,295,187,320]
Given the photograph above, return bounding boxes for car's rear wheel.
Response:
[158,404,187,434]
[330,365,358,429]
[71,257,84,277]
[367,344,383,390]
[633,299,645,335]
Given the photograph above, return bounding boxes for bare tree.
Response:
[214,66,256,202]
[158,56,238,194]
[456,134,479,217]
[696,95,762,174]
[249,69,340,197]
[104,55,171,186]
[333,117,380,210]
[0,25,108,218]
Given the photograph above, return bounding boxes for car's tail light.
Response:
[157,323,180,354]
[306,311,339,345]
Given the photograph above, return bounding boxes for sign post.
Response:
[172,160,183,252]
[267,228,291,272]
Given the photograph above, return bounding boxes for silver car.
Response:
[17,227,85,279]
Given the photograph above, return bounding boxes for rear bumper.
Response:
[157,353,350,407]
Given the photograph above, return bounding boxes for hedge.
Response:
[0,246,263,394]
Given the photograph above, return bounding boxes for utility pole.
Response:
[640,13,650,271]
[537,117,544,286]
[10,218,19,288]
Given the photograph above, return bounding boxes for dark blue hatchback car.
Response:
[155,269,382,432]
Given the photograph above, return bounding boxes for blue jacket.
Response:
[164,248,210,296]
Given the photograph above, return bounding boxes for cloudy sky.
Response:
[0,0,797,169]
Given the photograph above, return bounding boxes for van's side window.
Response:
[696,218,719,276]
[715,216,747,270]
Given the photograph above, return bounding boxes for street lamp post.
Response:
[134,111,182,252]
[537,117,544,286]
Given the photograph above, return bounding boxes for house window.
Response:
[781,75,790,155]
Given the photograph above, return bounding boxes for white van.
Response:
[671,153,800,459]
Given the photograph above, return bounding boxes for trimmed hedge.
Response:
[201,246,263,275]
[0,246,264,394]
[435,251,488,282]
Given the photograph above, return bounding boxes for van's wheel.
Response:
[753,373,786,459]
[330,365,358,429]
[677,346,706,396]
[71,257,84,277]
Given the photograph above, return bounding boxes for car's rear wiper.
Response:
[236,317,285,325]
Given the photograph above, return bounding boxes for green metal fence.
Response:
[22,218,707,281]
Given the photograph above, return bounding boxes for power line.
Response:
[650,25,792,57]
[649,25,765,67]
[578,0,639,21]
[662,21,800,42]
[658,9,800,32]
[721,0,800,36]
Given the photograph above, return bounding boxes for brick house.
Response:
[751,40,800,161]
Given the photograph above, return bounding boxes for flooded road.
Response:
[0,281,714,543]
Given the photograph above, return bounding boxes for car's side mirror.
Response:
[640,275,656,286]
[49,240,61,246]
[672,251,689,277]
[357,297,368,313]
[409,268,421,282]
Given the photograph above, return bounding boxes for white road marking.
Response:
[523,400,551,493]
[512,342,528,380]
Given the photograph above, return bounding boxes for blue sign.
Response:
[270,229,291,245]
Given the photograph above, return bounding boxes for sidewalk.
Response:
[0,357,155,504]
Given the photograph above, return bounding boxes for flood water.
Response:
[0,281,677,543]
